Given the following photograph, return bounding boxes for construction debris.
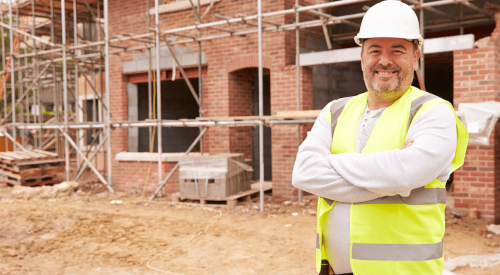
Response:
[487,224,500,235]
[444,253,500,271]
[6,181,78,200]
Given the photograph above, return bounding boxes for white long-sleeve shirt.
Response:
[292,101,457,274]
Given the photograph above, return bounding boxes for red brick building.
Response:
[106,0,500,221]
[109,0,322,201]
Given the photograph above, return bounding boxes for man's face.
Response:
[361,38,421,100]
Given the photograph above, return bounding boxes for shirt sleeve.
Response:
[292,106,384,203]
[327,103,457,197]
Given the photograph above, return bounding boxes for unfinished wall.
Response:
[109,0,318,198]
[453,23,500,222]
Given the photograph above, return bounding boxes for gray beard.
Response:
[363,66,414,95]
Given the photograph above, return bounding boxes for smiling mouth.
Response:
[375,70,397,75]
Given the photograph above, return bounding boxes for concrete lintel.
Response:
[123,52,207,74]
[148,0,220,15]
[300,34,475,66]
[116,152,207,162]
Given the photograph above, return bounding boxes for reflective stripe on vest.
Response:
[354,186,446,205]
[352,241,443,261]
[315,87,468,274]
[329,96,354,134]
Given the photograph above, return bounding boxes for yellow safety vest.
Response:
[315,87,468,275]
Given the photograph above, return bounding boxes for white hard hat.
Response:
[354,0,424,47]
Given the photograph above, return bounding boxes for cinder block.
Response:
[136,59,152,72]
[123,61,137,73]
[313,75,329,89]
[319,65,329,76]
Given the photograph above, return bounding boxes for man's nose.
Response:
[378,52,393,67]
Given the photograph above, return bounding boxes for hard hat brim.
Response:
[354,35,424,48]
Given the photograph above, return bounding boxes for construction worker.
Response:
[292,1,468,275]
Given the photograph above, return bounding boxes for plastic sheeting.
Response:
[458,101,500,145]
[444,254,500,271]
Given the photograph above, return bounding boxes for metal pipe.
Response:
[73,133,109,181]
[21,35,25,148]
[62,131,114,192]
[197,0,204,155]
[11,117,317,130]
[1,13,7,151]
[461,1,492,18]
[8,0,16,152]
[83,73,107,110]
[0,62,52,125]
[50,0,59,157]
[147,0,152,152]
[162,0,372,35]
[61,0,70,181]
[459,4,464,35]
[150,127,208,200]
[296,0,302,202]
[2,131,27,151]
[74,0,80,172]
[258,0,264,212]
[0,22,57,47]
[154,0,163,196]
[104,0,113,189]
[164,41,202,108]
[299,4,360,28]
[98,0,105,178]
[419,0,425,87]
[6,0,485,61]
[404,0,457,22]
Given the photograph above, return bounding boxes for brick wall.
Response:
[108,0,320,198]
[453,18,500,222]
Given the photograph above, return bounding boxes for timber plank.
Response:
[34,149,58,157]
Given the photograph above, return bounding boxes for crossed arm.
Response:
[291,103,457,203]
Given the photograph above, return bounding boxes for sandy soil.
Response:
[0,186,499,275]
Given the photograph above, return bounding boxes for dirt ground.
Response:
[0,185,499,275]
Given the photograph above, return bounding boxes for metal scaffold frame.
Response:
[0,0,493,210]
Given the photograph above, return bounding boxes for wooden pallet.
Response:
[0,149,64,187]
[172,182,272,207]
[1,174,60,187]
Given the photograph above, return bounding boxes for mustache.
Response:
[370,65,402,73]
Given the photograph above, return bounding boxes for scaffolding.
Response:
[0,0,494,211]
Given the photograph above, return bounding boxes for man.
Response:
[292,1,468,275]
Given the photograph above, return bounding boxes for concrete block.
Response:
[182,53,199,66]
[319,65,329,76]
[123,61,137,73]
[306,37,328,51]
[313,75,329,89]
[128,128,139,153]
[331,78,337,88]
[160,57,167,69]
[136,59,154,72]
[165,57,174,69]
[133,51,149,61]
[330,66,342,77]
[342,69,354,80]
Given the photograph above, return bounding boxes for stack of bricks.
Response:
[453,14,500,222]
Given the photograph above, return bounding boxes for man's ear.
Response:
[360,51,364,72]
[413,48,421,71]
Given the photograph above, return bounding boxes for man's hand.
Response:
[400,139,414,150]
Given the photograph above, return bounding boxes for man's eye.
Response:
[393,50,403,54]
[370,50,380,54]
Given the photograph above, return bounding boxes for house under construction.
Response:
[1,0,500,221]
